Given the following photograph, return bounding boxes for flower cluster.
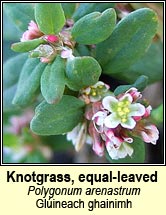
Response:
[20,20,44,42]
[4,110,52,163]
[67,82,159,160]
[20,20,75,63]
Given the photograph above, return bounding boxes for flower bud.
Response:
[44,35,59,43]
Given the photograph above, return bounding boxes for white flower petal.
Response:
[86,135,93,145]
[121,117,136,129]
[82,87,91,95]
[107,142,133,160]
[123,142,134,156]
[92,111,107,125]
[89,122,104,156]
[141,131,151,143]
[66,124,81,144]
[116,147,128,159]
[144,105,152,117]
[125,87,142,100]
[104,113,121,128]
[61,49,73,59]
[141,124,159,145]
[126,87,138,93]
[112,136,123,147]
[106,141,127,160]
[93,81,105,88]
[102,96,118,112]
[129,103,145,116]
[107,147,119,160]
[90,95,101,102]
[92,111,107,133]
[119,93,133,103]
[123,137,133,143]
[145,124,159,135]
[74,122,87,151]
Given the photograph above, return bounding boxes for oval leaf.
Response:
[72,3,115,21]
[35,3,65,34]
[41,56,66,104]
[4,3,35,32]
[62,3,76,19]
[72,8,116,45]
[3,10,22,40]
[30,95,85,135]
[96,8,158,74]
[12,58,45,107]
[133,75,148,91]
[114,75,148,96]
[11,38,45,53]
[112,41,163,84]
[3,53,28,90]
[3,85,20,112]
[66,56,102,91]
[3,54,28,112]
[114,85,132,96]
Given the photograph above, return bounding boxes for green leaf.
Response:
[42,135,73,151]
[96,8,158,74]
[11,38,46,53]
[72,8,116,45]
[3,53,28,90]
[114,75,148,96]
[66,56,102,91]
[35,3,65,34]
[114,85,132,96]
[30,95,85,135]
[151,104,163,125]
[41,56,66,104]
[3,133,18,147]
[62,3,76,18]
[3,85,19,112]
[112,41,163,84]
[3,3,35,32]
[133,75,148,91]
[21,150,48,163]
[75,44,91,56]
[12,58,45,107]
[3,10,22,41]
[106,137,145,163]
[3,54,28,112]
[72,3,115,21]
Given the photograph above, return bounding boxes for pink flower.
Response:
[20,20,43,42]
[61,48,74,59]
[133,105,152,121]
[31,44,55,63]
[88,122,105,157]
[105,129,133,160]
[140,124,159,145]
[92,110,107,133]
[8,111,33,135]
[67,122,92,152]
[40,57,52,63]
[44,35,59,43]
[85,101,102,120]
[143,105,152,118]
[125,87,142,101]
[80,81,110,103]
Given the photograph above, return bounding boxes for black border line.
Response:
[1,1,165,166]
